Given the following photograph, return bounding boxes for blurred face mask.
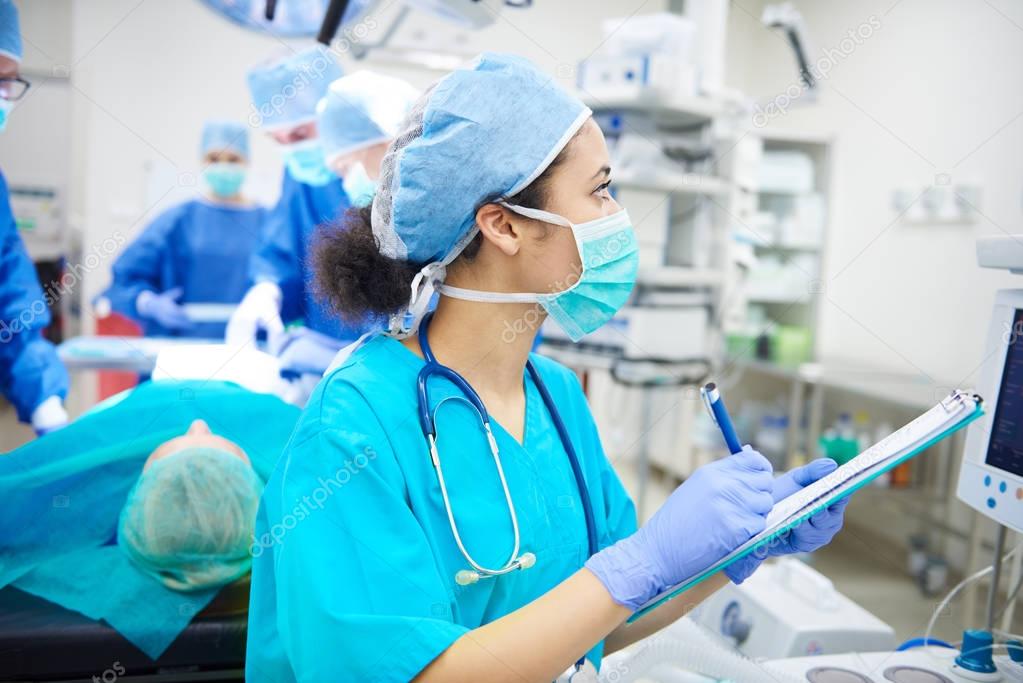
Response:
[281,139,332,187]
[0,100,12,133]
[202,162,246,198]
[438,204,640,342]
[341,162,376,208]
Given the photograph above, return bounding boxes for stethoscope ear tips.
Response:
[455,570,480,586]
[454,552,537,586]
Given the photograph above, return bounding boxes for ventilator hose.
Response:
[600,618,802,683]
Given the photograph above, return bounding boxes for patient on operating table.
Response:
[117,418,264,592]
[0,379,299,659]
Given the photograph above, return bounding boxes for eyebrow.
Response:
[591,165,611,181]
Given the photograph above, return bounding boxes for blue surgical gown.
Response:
[246,335,638,683]
[103,198,267,338]
[251,170,370,343]
[0,170,69,422]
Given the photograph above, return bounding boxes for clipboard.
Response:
[628,389,984,622]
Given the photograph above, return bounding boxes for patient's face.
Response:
[144,419,249,471]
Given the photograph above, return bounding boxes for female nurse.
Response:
[245,53,848,683]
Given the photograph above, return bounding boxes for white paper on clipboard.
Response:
[630,390,984,620]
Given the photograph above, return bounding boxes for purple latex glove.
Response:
[585,446,774,611]
[136,288,192,330]
[724,458,846,584]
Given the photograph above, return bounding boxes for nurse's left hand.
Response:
[724,458,846,584]
[768,495,848,556]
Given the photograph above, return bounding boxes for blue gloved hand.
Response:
[724,458,846,584]
[585,446,774,611]
[136,288,192,330]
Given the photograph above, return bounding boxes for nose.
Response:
[186,419,211,436]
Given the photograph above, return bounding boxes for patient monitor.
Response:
[957,235,1023,533]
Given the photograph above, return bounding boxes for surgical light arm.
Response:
[762,3,817,93]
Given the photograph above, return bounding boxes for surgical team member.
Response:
[315,70,419,206]
[246,53,848,682]
[98,121,266,339]
[227,46,368,350]
[0,0,69,434]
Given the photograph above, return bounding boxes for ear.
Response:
[475,203,524,257]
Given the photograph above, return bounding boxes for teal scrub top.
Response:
[246,335,638,683]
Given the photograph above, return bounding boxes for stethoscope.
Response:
[415,312,599,587]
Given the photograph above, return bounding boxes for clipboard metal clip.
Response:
[940,389,983,413]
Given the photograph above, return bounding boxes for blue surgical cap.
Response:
[316,71,419,164]
[246,45,342,131]
[118,447,264,592]
[371,52,591,264]
[0,0,22,63]
[200,120,250,159]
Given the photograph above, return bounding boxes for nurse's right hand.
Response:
[585,445,774,611]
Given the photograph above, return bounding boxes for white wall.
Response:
[724,0,1023,388]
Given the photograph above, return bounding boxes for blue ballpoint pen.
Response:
[700,382,743,454]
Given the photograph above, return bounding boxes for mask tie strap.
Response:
[387,261,446,338]
[498,202,573,228]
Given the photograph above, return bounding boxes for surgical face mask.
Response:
[0,99,12,133]
[202,162,246,198]
[439,204,639,341]
[341,162,377,208]
[281,139,332,187]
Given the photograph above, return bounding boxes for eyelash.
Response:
[594,180,612,197]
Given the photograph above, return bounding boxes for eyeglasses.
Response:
[0,78,31,102]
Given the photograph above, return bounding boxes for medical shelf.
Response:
[728,356,945,412]
[579,91,730,127]
[612,169,730,196]
[636,266,725,288]
[745,290,813,305]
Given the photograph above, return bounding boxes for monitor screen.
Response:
[986,309,1023,476]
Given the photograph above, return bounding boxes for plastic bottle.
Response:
[869,422,893,487]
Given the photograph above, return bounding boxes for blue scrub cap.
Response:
[0,0,22,63]
[118,447,264,592]
[316,71,419,164]
[200,120,250,159]
[371,52,591,265]
[246,45,343,131]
